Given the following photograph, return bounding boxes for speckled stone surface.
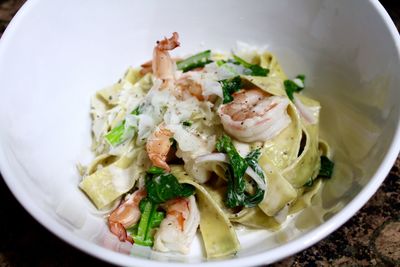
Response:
[0,0,399,266]
[273,158,400,267]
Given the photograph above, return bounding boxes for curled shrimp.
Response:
[175,74,205,101]
[218,88,291,142]
[153,196,200,254]
[146,124,174,172]
[152,32,180,88]
[108,189,147,243]
[142,33,209,101]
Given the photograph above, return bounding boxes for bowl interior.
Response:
[0,0,399,266]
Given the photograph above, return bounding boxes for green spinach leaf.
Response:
[219,76,242,104]
[284,74,306,101]
[303,177,314,187]
[216,135,265,208]
[232,54,269,77]
[245,149,265,180]
[244,148,265,207]
[145,168,195,204]
[319,156,334,178]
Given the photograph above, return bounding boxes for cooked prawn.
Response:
[153,196,200,254]
[146,124,174,172]
[175,74,204,101]
[108,189,147,243]
[140,60,153,75]
[143,32,209,101]
[152,32,180,89]
[218,88,291,142]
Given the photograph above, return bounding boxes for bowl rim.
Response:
[1,0,400,266]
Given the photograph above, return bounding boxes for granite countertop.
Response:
[0,0,399,266]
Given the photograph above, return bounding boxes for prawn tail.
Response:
[110,221,132,243]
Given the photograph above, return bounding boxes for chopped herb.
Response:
[319,156,334,178]
[219,76,242,104]
[145,168,195,203]
[182,120,192,127]
[284,74,306,101]
[176,50,212,72]
[232,54,269,76]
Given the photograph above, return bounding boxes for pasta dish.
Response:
[79,32,334,258]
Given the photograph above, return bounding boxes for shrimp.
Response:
[146,124,174,172]
[153,196,200,254]
[140,60,153,75]
[143,33,209,101]
[175,74,205,101]
[141,56,183,76]
[218,88,291,142]
[152,32,180,89]
[108,189,147,243]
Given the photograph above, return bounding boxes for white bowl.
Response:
[1,0,399,266]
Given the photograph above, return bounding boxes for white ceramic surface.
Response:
[0,0,400,266]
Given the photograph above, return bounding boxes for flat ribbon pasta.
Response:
[241,75,286,96]
[282,123,321,188]
[257,156,297,216]
[171,165,240,259]
[262,104,302,170]
[230,207,280,230]
[289,179,323,214]
[259,52,287,80]
[80,145,145,209]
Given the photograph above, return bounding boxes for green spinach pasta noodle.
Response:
[79,32,334,258]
